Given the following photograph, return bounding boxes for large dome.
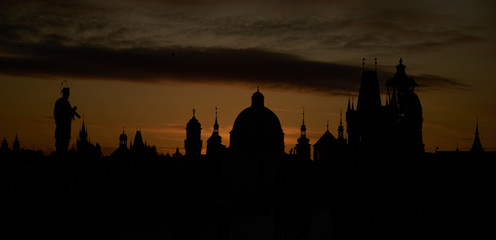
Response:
[229,89,284,158]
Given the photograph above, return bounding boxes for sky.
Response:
[1,0,495,155]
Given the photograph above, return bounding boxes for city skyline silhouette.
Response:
[1,1,496,239]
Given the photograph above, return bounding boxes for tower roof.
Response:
[470,117,484,152]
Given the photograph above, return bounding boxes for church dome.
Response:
[230,89,284,158]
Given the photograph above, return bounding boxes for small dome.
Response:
[119,131,127,141]
[251,89,264,107]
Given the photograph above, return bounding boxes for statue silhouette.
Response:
[54,87,80,153]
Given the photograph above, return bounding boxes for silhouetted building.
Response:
[313,122,338,162]
[470,118,484,152]
[12,134,20,152]
[76,120,102,157]
[1,138,9,153]
[207,108,226,157]
[172,147,183,158]
[229,87,284,158]
[185,109,202,158]
[347,58,424,155]
[111,129,129,157]
[295,109,311,161]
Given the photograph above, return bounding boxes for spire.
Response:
[300,108,307,136]
[192,107,196,118]
[338,109,344,140]
[374,58,377,71]
[213,107,219,132]
[326,120,329,131]
[351,97,354,110]
[470,116,484,152]
[362,58,365,71]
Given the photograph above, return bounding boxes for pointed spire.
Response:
[338,108,344,140]
[257,85,260,92]
[213,107,219,132]
[374,58,377,71]
[326,120,329,131]
[470,116,484,152]
[351,97,355,110]
[362,58,365,71]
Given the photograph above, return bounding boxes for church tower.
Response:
[296,109,311,161]
[337,109,346,144]
[13,134,20,152]
[386,58,424,153]
[119,129,128,149]
[470,117,484,152]
[207,107,225,157]
[185,108,202,158]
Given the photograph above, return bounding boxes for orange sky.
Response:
[1,0,495,155]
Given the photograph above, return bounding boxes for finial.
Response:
[257,85,259,92]
[326,120,329,131]
[374,58,377,71]
[362,58,365,71]
[399,58,403,64]
[340,108,343,125]
[122,127,125,133]
[192,107,196,117]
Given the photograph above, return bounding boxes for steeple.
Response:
[470,116,484,152]
[296,107,311,161]
[300,108,307,136]
[338,109,344,140]
[207,107,224,156]
[13,134,20,152]
[79,119,88,142]
[214,107,219,133]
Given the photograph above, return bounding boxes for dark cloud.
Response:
[0,41,467,95]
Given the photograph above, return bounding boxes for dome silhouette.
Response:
[229,88,284,158]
